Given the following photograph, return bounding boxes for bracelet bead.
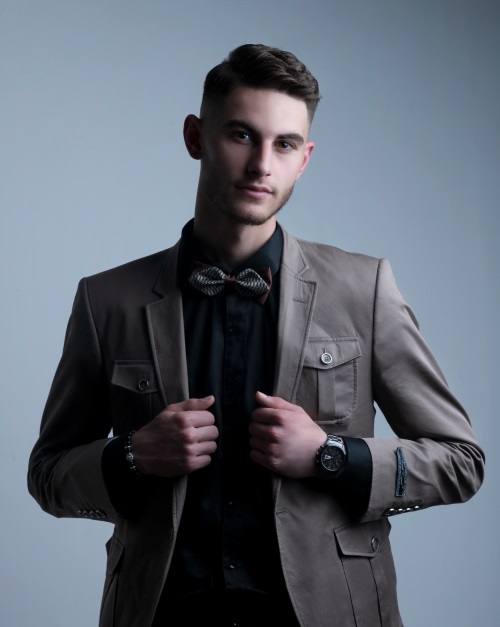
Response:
[124,430,141,477]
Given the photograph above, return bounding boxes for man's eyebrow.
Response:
[223,119,305,144]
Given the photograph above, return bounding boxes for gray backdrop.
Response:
[1,1,498,625]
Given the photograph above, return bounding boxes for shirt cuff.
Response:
[323,436,373,518]
[101,434,143,518]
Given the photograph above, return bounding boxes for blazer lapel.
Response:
[145,241,190,531]
[273,228,317,403]
[145,241,189,407]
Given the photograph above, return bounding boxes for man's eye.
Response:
[277,141,294,151]
[234,131,251,142]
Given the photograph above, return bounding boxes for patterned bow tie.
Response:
[188,262,272,304]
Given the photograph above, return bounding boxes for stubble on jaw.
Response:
[208,184,295,227]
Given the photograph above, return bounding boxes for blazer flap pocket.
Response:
[334,518,390,558]
[111,360,159,394]
[303,337,361,370]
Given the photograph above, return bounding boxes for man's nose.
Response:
[247,142,272,176]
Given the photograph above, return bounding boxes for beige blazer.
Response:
[28,227,484,627]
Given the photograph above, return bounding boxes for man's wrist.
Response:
[315,435,347,479]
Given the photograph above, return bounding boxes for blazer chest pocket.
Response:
[295,337,361,425]
[110,360,161,431]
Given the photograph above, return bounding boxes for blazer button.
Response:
[320,352,333,365]
[371,536,380,552]
[138,379,150,391]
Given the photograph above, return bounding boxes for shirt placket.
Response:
[222,291,249,587]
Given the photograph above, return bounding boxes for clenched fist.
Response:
[131,396,219,477]
[249,391,326,478]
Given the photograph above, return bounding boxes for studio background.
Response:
[1,1,498,625]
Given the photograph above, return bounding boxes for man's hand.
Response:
[131,396,218,477]
[249,391,326,478]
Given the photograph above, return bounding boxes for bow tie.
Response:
[188,262,272,304]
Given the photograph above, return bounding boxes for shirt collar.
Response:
[178,218,283,284]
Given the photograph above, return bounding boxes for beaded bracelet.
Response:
[125,430,141,477]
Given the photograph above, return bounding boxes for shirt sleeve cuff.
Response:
[101,434,143,519]
[325,436,373,518]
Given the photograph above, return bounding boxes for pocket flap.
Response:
[334,518,390,558]
[111,360,159,394]
[303,337,361,369]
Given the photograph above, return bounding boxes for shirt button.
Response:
[228,325,238,335]
[227,561,237,570]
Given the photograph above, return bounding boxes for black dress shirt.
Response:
[160,221,289,608]
[102,220,372,626]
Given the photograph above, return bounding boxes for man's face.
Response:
[190,87,314,227]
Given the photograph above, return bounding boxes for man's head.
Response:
[184,44,318,237]
[201,44,321,126]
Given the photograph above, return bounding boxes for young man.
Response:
[28,44,484,627]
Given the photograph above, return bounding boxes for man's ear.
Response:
[183,114,203,160]
[295,141,315,181]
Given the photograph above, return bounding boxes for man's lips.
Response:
[236,184,273,198]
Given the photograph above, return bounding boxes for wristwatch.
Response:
[316,435,347,478]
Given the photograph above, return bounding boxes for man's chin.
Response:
[228,209,279,226]
[208,187,294,227]
[227,209,278,227]
[216,201,280,227]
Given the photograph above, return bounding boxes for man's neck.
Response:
[192,214,277,271]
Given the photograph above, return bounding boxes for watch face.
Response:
[321,445,345,471]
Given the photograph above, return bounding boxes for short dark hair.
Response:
[201,44,321,124]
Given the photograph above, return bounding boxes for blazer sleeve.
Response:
[27,278,121,525]
[361,258,485,521]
